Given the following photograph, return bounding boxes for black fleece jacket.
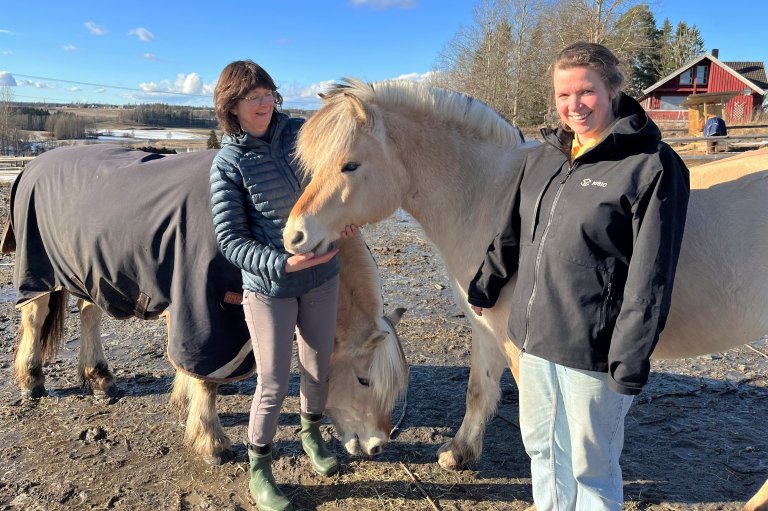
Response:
[468,93,690,395]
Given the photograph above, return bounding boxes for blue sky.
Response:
[1,0,765,109]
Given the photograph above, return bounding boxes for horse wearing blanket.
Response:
[3,144,407,465]
[282,78,768,509]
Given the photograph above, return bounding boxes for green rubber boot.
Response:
[300,413,340,476]
[247,444,293,511]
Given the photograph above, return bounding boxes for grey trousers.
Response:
[242,275,340,446]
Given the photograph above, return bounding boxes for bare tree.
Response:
[0,85,15,156]
[430,0,550,126]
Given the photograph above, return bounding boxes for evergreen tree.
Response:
[656,19,676,77]
[617,4,661,96]
[207,129,220,149]
[656,19,705,77]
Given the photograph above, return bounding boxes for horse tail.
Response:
[2,168,25,254]
[0,219,15,253]
[38,291,67,363]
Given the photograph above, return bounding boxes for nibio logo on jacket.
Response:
[581,178,607,188]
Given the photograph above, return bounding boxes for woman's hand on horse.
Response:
[471,305,484,316]
[285,249,339,273]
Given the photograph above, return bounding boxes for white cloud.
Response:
[391,71,433,82]
[68,86,82,92]
[279,72,433,110]
[133,72,215,105]
[1,50,12,56]
[62,44,78,52]
[128,27,155,42]
[349,0,417,9]
[276,37,290,45]
[0,71,17,86]
[84,21,108,36]
[95,87,106,93]
[143,53,160,61]
[16,78,56,89]
[0,29,14,35]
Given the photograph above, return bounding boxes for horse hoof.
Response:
[203,448,235,466]
[437,447,463,471]
[91,385,120,405]
[21,386,47,400]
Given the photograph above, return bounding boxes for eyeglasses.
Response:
[240,91,275,105]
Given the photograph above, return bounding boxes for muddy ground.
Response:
[0,181,766,511]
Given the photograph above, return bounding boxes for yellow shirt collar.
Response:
[570,118,621,161]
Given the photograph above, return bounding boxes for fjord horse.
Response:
[282,78,768,507]
[4,144,407,465]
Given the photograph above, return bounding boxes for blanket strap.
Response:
[134,292,151,319]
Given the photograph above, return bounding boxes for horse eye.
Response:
[342,162,360,173]
[357,377,370,387]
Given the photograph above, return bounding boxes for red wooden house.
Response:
[638,49,767,125]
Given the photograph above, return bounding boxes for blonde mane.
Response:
[335,233,408,414]
[296,78,522,180]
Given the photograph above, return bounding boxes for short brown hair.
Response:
[213,60,284,135]
[553,42,625,112]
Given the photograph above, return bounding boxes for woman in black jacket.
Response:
[210,60,354,511]
[468,43,690,510]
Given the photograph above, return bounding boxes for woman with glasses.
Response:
[210,60,353,511]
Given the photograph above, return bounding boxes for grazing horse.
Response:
[2,144,407,465]
[282,78,768,507]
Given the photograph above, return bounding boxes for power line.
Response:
[11,73,212,98]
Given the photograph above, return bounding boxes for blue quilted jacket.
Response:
[209,111,339,297]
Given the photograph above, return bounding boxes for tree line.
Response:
[430,0,705,127]
[119,104,217,129]
[0,92,221,155]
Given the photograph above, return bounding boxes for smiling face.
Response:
[230,87,275,137]
[553,65,616,145]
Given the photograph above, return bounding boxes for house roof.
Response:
[723,61,768,90]
[641,53,767,96]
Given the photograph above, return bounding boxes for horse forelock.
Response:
[297,79,377,181]
[297,78,521,182]
[369,320,408,414]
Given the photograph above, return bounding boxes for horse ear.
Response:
[343,92,368,124]
[318,92,329,102]
[362,330,388,353]
[386,307,406,326]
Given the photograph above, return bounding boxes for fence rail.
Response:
[0,156,35,168]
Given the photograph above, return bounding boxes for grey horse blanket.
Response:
[5,144,254,382]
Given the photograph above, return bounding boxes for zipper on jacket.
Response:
[600,281,612,330]
[521,162,577,353]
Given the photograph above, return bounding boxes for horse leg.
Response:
[173,371,233,465]
[14,293,55,398]
[77,298,117,398]
[743,479,768,511]
[437,327,505,470]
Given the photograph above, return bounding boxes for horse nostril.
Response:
[369,445,382,456]
[291,231,305,246]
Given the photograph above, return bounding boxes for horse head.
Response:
[327,306,407,456]
[285,79,409,255]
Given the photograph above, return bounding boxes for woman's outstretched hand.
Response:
[285,225,359,273]
[285,249,339,273]
[470,305,484,316]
